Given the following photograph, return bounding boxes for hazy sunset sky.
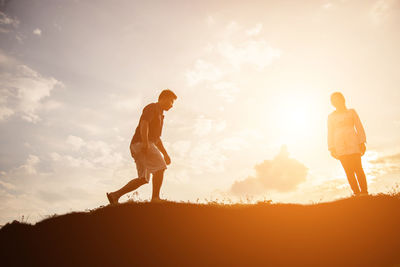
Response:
[1,0,399,224]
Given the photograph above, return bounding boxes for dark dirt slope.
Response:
[1,195,400,267]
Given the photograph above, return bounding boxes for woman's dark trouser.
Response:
[339,153,368,194]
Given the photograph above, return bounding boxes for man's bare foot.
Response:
[106,192,118,205]
[151,197,168,203]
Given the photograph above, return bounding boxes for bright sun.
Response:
[271,93,319,146]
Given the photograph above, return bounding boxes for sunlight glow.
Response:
[362,151,379,181]
[271,92,318,146]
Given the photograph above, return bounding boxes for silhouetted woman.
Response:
[328,92,368,196]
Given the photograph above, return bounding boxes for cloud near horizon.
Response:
[230,146,308,196]
[369,152,400,176]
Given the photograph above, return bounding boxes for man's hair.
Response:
[158,89,177,101]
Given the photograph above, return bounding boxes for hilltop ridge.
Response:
[1,195,400,266]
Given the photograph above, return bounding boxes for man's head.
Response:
[158,89,177,111]
[330,92,346,109]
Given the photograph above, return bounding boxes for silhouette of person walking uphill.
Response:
[107,89,177,204]
[328,92,368,196]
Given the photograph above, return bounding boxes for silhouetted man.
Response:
[107,89,177,203]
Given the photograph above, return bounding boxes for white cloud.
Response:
[370,0,398,25]
[0,11,19,36]
[188,141,227,174]
[217,129,260,151]
[15,33,25,43]
[167,116,233,177]
[170,169,190,183]
[33,28,42,36]
[41,99,63,111]
[0,27,10,33]
[220,22,280,71]
[0,151,123,224]
[225,21,241,35]
[246,23,263,36]
[66,135,86,151]
[171,140,191,158]
[0,49,17,65]
[0,155,42,186]
[50,152,61,161]
[16,154,40,175]
[185,20,280,98]
[218,136,247,151]
[217,40,281,70]
[212,81,239,102]
[0,137,129,223]
[0,180,16,190]
[193,115,213,136]
[53,23,62,31]
[0,51,63,122]
[109,93,142,112]
[186,59,223,86]
[214,120,227,133]
[61,135,124,168]
[193,116,227,136]
[322,2,333,9]
[167,121,259,181]
[0,11,20,28]
[369,152,400,176]
[205,15,215,26]
[58,155,94,168]
[231,146,308,195]
[0,105,14,120]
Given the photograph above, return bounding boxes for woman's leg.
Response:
[352,154,368,194]
[340,155,361,195]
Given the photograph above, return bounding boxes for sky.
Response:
[0,0,399,225]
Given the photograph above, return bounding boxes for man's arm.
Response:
[155,138,171,165]
[130,120,150,157]
[140,120,150,152]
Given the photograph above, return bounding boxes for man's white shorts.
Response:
[131,142,167,182]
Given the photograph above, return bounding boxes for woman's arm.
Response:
[327,115,338,159]
[352,109,366,144]
[352,109,366,155]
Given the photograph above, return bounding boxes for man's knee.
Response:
[154,169,165,177]
[138,177,149,184]
[154,169,165,175]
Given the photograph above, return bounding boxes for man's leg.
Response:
[352,154,368,194]
[340,156,360,195]
[109,177,148,203]
[151,169,165,200]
